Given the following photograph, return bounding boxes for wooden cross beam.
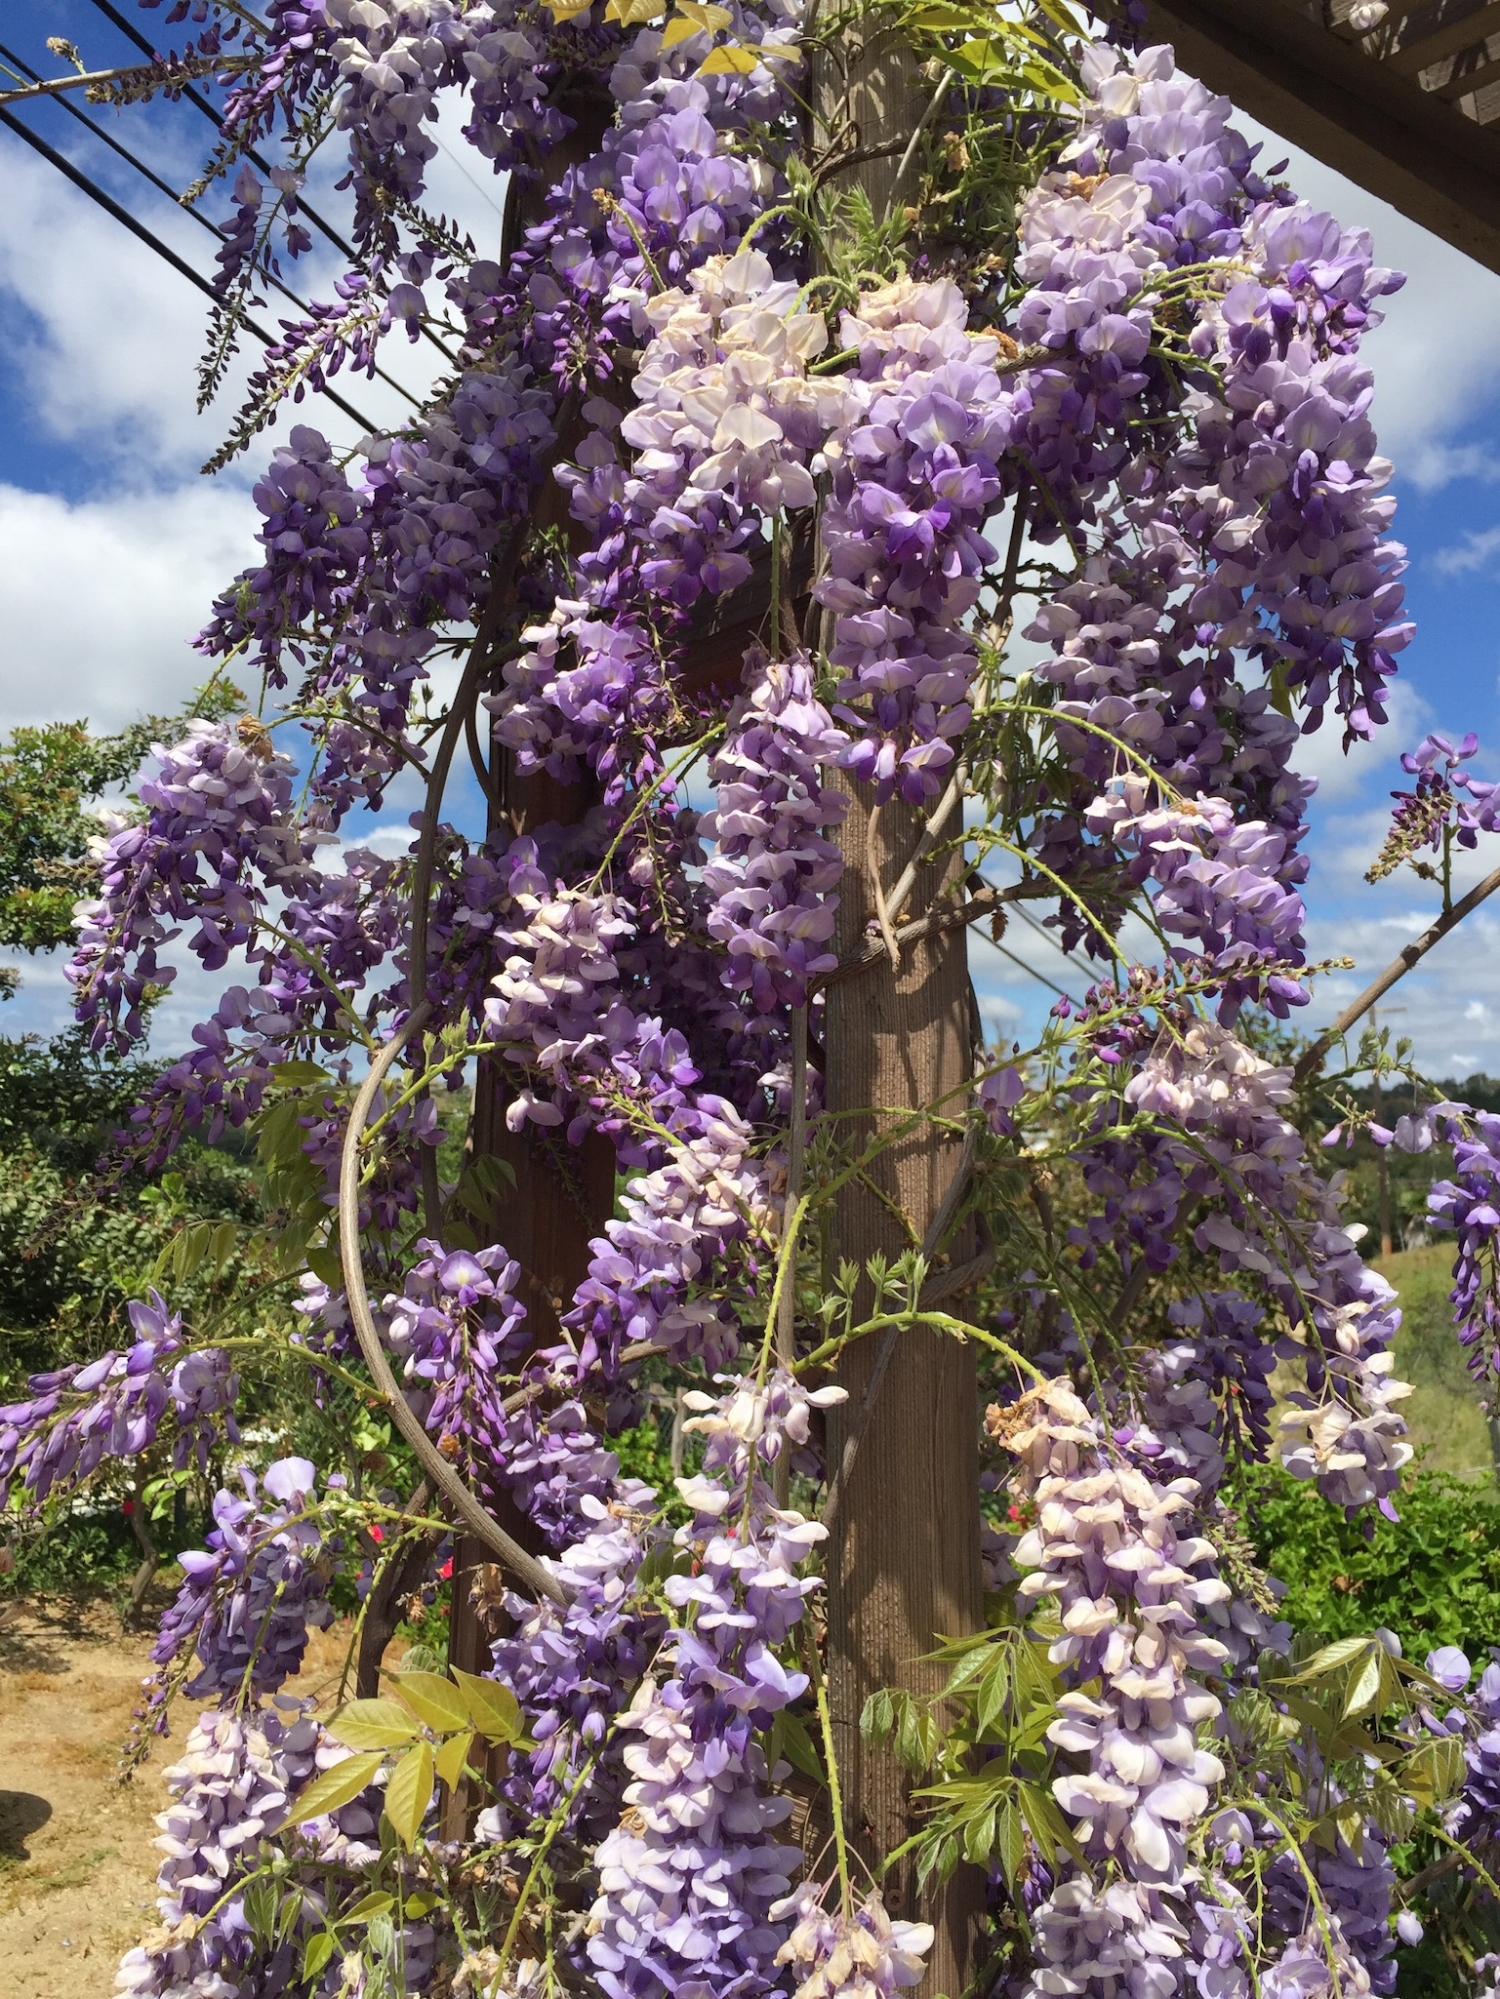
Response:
[1145,0,1500,273]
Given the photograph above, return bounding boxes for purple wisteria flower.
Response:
[0,1293,237,1507]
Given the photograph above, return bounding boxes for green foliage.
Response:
[0,679,242,964]
[1234,1461,1500,1660]
[861,1622,1078,1894]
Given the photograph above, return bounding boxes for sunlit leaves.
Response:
[383,1740,435,1849]
[303,1669,533,1853]
[435,1729,477,1791]
[452,1668,531,1746]
[662,1,731,43]
[287,1751,386,1828]
[390,1671,470,1733]
[862,1624,1072,1891]
[326,1698,421,1752]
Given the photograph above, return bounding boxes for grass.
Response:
[1376,1243,1496,1485]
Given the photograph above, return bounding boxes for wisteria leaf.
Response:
[384,1740,435,1850]
[393,1671,470,1733]
[994,1802,1027,1890]
[287,1751,385,1827]
[327,1699,421,1751]
[435,1729,476,1791]
[343,1892,395,1924]
[454,1669,529,1744]
[1343,1648,1383,1718]
[770,1709,825,1784]
[698,41,763,70]
[974,1652,1011,1736]
[272,1061,333,1088]
[1405,1735,1465,1807]
[302,1934,336,1982]
[1286,1635,1372,1683]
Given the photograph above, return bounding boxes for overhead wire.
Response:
[0,36,423,412]
[85,0,360,262]
[0,102,381,437]
[1012,898,1088,965]
[85,0,463,365]
[991,936,1075,1002]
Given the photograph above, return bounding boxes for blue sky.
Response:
[3,2,1500,1078]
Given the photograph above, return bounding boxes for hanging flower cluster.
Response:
[0,1293,237,1506]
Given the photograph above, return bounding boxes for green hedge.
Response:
[1234,1461,1500,1661]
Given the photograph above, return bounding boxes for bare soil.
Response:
[0,1595,357,1999]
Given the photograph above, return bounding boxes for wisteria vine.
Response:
[6,3,1500,1998]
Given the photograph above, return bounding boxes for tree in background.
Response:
[13,5,1500,1998]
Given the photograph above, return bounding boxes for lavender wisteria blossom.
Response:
[4,2,1484,1995]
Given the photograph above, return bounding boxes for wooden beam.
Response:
[1436,45,1500,94]
[1146,0,1500,273]
[1387,1,1500,77]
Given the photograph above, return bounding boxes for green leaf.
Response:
[995,1802,1027,1891]
[242,1875,279,1946]
[1405,1735,1466,1808]
[435,1729,476,1791]
[698,40,765,70]
[975,1651,1011,1737]
[1343,1648,1383,1718]
[327,1699,422,1752]
[861,1689,894,1748]
[770,1709,825,1784]
[342,1892,395,1924]
[272,1060,334,1088]
[1287,1636,1374,1683]
[453,1669,527,1744]
[1018,1780,1082,1867]
[392,1671,470,1733]
[287,1751,385,1827]
[307,1243,343,1287]
[383,1740,435,1850]
[302,1933,336,1982]
[905,4,975,25]
[208,1217,238,1276]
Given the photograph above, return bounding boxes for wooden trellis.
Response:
[1145,0,1500,273]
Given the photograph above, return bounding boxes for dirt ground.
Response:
[0,1595,357,1999]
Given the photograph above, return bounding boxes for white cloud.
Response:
[0,480,257,732]
[1434,525,1500,577]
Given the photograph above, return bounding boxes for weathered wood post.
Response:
[811,24,987,1993]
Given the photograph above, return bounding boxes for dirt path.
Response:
[0,1596,357,1999]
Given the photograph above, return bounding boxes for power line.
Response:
[85,0,359,264]
[84,0,464,369]
[1011,899,1085,965]
[0,103,380,437]
[0,37,422,412]
[991,936,1075,1002]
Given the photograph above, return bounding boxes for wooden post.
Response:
[811,30,986,1994]
[823,789,985,1993]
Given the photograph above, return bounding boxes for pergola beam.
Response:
[1387,3,1500,79]
[1145,0,1500,274]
